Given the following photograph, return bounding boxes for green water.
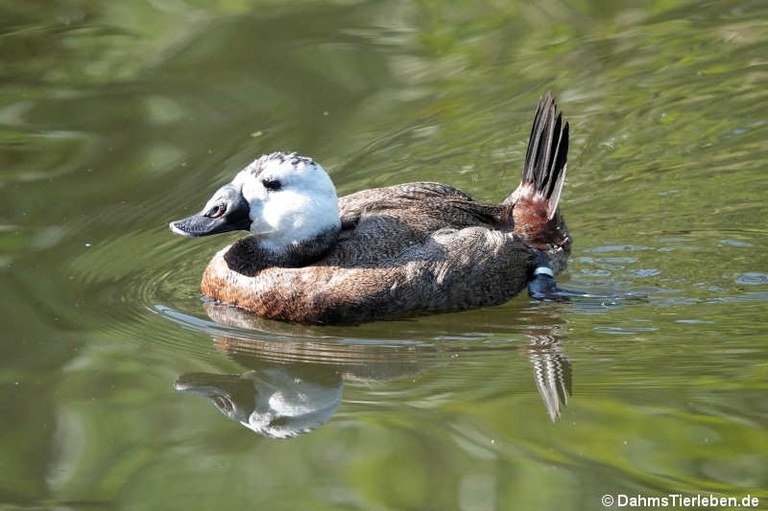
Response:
[1,1,766,509]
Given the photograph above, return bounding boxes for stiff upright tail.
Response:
[503,92,570,249]
[505,92,569,218]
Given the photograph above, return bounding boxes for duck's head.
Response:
[170,152,341,251]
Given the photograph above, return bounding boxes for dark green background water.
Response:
[1,1,766,510]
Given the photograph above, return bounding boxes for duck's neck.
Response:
[223,228,339,276]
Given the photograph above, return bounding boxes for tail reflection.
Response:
[524,334,571,421]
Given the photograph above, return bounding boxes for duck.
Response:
[170,92,572,325]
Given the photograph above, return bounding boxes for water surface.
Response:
[1,1,766,509]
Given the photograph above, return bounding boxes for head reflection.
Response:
[175,366,342,439]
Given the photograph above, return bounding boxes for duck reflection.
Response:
[175,365,343,439]
[175,303,572,438]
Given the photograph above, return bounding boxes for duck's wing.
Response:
[339,182,496,231]
[330,182,502,267]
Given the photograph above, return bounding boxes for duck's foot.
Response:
[528,266,570,301]
[528,266,645,303]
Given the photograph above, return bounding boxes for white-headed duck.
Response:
[170,93,571,324]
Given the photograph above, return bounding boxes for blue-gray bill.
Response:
[169,184,251,237]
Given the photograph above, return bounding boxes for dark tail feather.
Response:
[507,92,570,219]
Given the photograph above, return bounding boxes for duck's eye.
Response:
[206,204,226,218]
[262,178,282,192]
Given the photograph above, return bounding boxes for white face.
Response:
[232,153,340,251]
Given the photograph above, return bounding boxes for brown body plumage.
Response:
[185,93,571,324]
